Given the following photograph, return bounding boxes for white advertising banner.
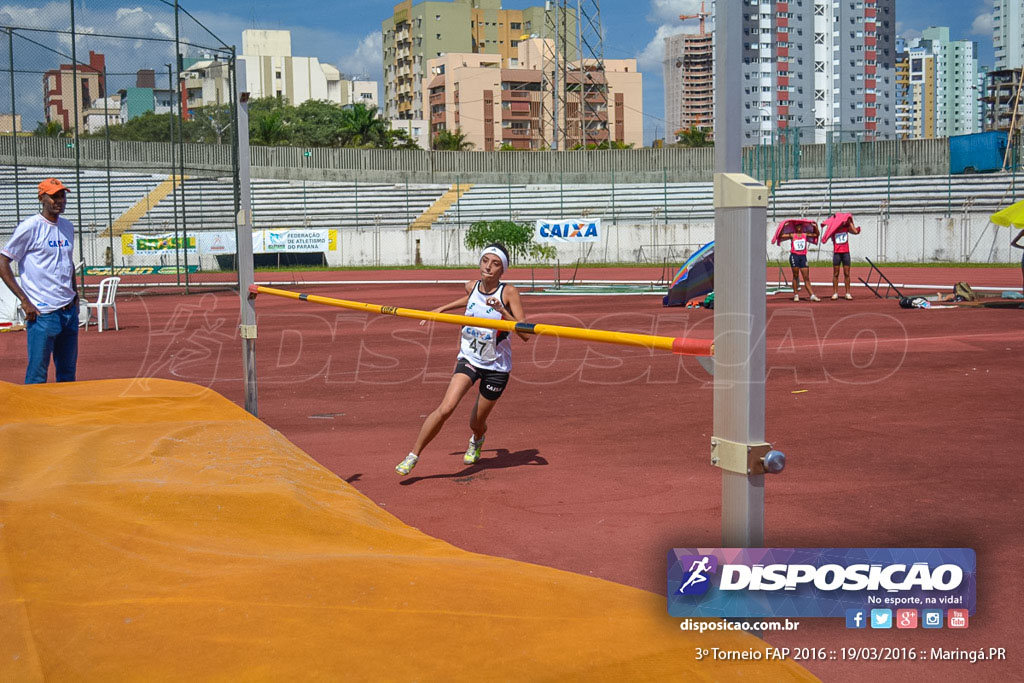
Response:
[196,231,239,255]
[534,218,602,243]
[196,229,337,255]
[264,229,332,253]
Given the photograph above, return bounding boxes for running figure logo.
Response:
[677,554,718,595]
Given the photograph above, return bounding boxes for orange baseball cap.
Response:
[38,178,70,197]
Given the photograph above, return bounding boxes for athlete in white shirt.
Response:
[0,178,80,383]
[396,244,529,475]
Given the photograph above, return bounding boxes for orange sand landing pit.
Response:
[0,379,814,680]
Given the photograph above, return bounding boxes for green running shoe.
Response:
[395,453,418,475]
[464,436,484,465]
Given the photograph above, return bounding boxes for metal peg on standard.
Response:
[761,450,786,474]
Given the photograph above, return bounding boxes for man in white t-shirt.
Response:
[0,178,80,384]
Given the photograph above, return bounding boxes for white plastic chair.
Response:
[86,277,120,332]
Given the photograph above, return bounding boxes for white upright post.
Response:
[235,59,258,417]
[712,1,783,549]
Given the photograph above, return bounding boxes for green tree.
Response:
[33,120,66,137]
[463,220,556,264]
[336,102,390,148]
[251,111,289,145]
[189,104,234,145]
[432,128,473,151]
[674,125,712,147]
[98,111,175,142]
[572,140,635,150]
[386,127,420,149]
[287,100,345,147]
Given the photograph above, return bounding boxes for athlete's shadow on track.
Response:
[399,448,547,485]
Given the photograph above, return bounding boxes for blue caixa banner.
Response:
[667,548,976,618]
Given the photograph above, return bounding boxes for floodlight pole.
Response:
[711,1,781,549]
[235,58,258,417]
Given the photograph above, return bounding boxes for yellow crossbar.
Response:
[250,285,713,357]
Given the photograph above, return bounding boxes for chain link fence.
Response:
[3,6,1021,277]
[0,0,238,288]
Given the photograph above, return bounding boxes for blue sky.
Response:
[0,1,999,140]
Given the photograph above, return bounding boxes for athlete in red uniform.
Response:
[827,217,861,300]
[778,225,820,302]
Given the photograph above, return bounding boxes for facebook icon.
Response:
[846,608,867,629]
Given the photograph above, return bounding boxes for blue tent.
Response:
[663,242,714,307]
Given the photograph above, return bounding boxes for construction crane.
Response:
[679,0,709,35]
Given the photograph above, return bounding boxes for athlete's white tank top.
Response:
[457,281,512,372]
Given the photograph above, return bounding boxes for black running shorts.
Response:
[832,252,851,267]
[454,358,509,400]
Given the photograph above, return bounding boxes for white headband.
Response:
[480,246,508,272]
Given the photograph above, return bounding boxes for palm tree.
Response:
[33,120,65,138]
[674,125,712,148]
[251,112,288,145]
[338,103,390,148]
[386,127,420,149]
[432,128,473,151]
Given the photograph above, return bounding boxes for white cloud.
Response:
[637,24,690,71]
[971,12,994,36]
[338,32,382,81]
[648,0,705,25]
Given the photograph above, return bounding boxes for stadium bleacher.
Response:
[5,165,1021,235]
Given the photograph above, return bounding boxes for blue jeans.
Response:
[25,306,79,384]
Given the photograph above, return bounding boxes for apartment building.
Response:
[740,0,896,144]
[994,0,1024,71]
[908,48,936,138]
[831,0,897,140]
[240,30,346,105]
[117,69,176,123]
[906,27,979,137]
[894,38,912,138]
[340,79,380,109]
[664,31,714,138]
[181,59,233,110]
[382,0,575,121]
[425,38,641,151]
[0,114,22,133]
[172,31,377,113]
[43,51,106,133]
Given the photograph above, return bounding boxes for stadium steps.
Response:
[408,183,474,231]
[104,174,184,237]
[0,166,167,233]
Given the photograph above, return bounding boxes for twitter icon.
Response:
[870,609,892,629]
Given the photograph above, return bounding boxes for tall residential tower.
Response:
[382,0,572,121]
[740,0,896,143]
[994,0,1024,70]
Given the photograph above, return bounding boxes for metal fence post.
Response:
[167,64,181,286]
[7,28,19,219]
[174,1,190,291]
[69,0,86,285]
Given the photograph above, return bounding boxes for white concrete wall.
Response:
[95,212,1022,273]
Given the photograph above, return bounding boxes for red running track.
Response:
[3,265,1022,681]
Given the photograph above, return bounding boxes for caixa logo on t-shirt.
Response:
[48,238,70,248]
